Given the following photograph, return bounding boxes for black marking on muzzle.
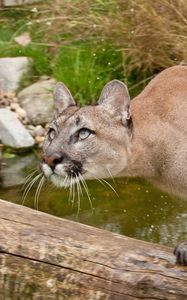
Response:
[67,160,83,177]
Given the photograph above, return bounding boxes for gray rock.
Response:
[0,57,31,92]
[3,0,39,6]
[0,108,35,149]
[18,78,56,125]
[0,153,38,188]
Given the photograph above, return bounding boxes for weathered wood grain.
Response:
[0,199,186,300]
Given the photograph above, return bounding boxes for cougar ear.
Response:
[54,82,76,114]
[98,80,131,126]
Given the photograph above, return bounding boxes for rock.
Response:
[35,136,44,145]
[3,0,40,6]
[10,102,28,124]
[0,108,35,149]
[0,91,18,108]
[0,153,38,188]
[18,78,56,125]
[16,107,27,119]
[34,125,45,137]
[3,91,16,100]
[0,57,31,92]
[10,102,20,111]
[26,125,35,136]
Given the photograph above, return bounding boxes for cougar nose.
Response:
[43,153,63,168]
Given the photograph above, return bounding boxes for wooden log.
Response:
[0,199,186,300]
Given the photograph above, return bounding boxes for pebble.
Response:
[21,117,29,125]
[16,107,27,119]
[10,102,20,111]
[35,135,45,144]
[34,125,45,137]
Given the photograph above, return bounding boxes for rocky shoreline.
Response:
[0,56,56,153]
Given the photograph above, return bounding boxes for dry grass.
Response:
[1,0,187,100]
[36,0,187,74]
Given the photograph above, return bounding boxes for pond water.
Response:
[0,152,186,248]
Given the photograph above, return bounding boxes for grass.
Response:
[0,0,187,103]
[38,0,187,71]
[53,43,124,103]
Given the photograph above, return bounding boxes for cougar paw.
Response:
[174,241,187,266]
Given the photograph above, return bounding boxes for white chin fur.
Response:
[42,163,66,178]
[42,163,53,177]
[42,163,67,187]
[54,164,66,177]
[51,174,66,187]
[51,174,78,188]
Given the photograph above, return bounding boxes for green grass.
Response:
[0,8,127,102]
[53,43,125,104]
[0,37,128,103]
[0,6,52,80]
[0,3,154,103]
[0,8,129,102]
[0,42,52,76]
[2,0,185,103]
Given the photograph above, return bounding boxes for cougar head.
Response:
[41,80,133,187]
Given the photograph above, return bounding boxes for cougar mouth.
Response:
[41,160,84,187]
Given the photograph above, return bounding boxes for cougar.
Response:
[42,65,187,266]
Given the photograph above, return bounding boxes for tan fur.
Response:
[42,66,187,199]
[42,65,187,265]
[124,66,187,199]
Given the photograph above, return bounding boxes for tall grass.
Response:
[39,0,187,72]
[53,43,124,104]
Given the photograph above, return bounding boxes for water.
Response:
[0,152,186,248]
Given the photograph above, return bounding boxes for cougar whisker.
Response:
[23,169,38,189]
[106,166,116,185]
[79,173,93,213]
[22,173,42,205]
[75,174,81,216]
[34,176,45,210]
[85,169,119,198]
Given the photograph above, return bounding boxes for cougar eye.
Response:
[79,128,91,140]
[48,128,56,140]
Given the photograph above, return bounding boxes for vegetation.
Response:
[0,0,187,103]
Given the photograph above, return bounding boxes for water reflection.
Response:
[0,153,186,247]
